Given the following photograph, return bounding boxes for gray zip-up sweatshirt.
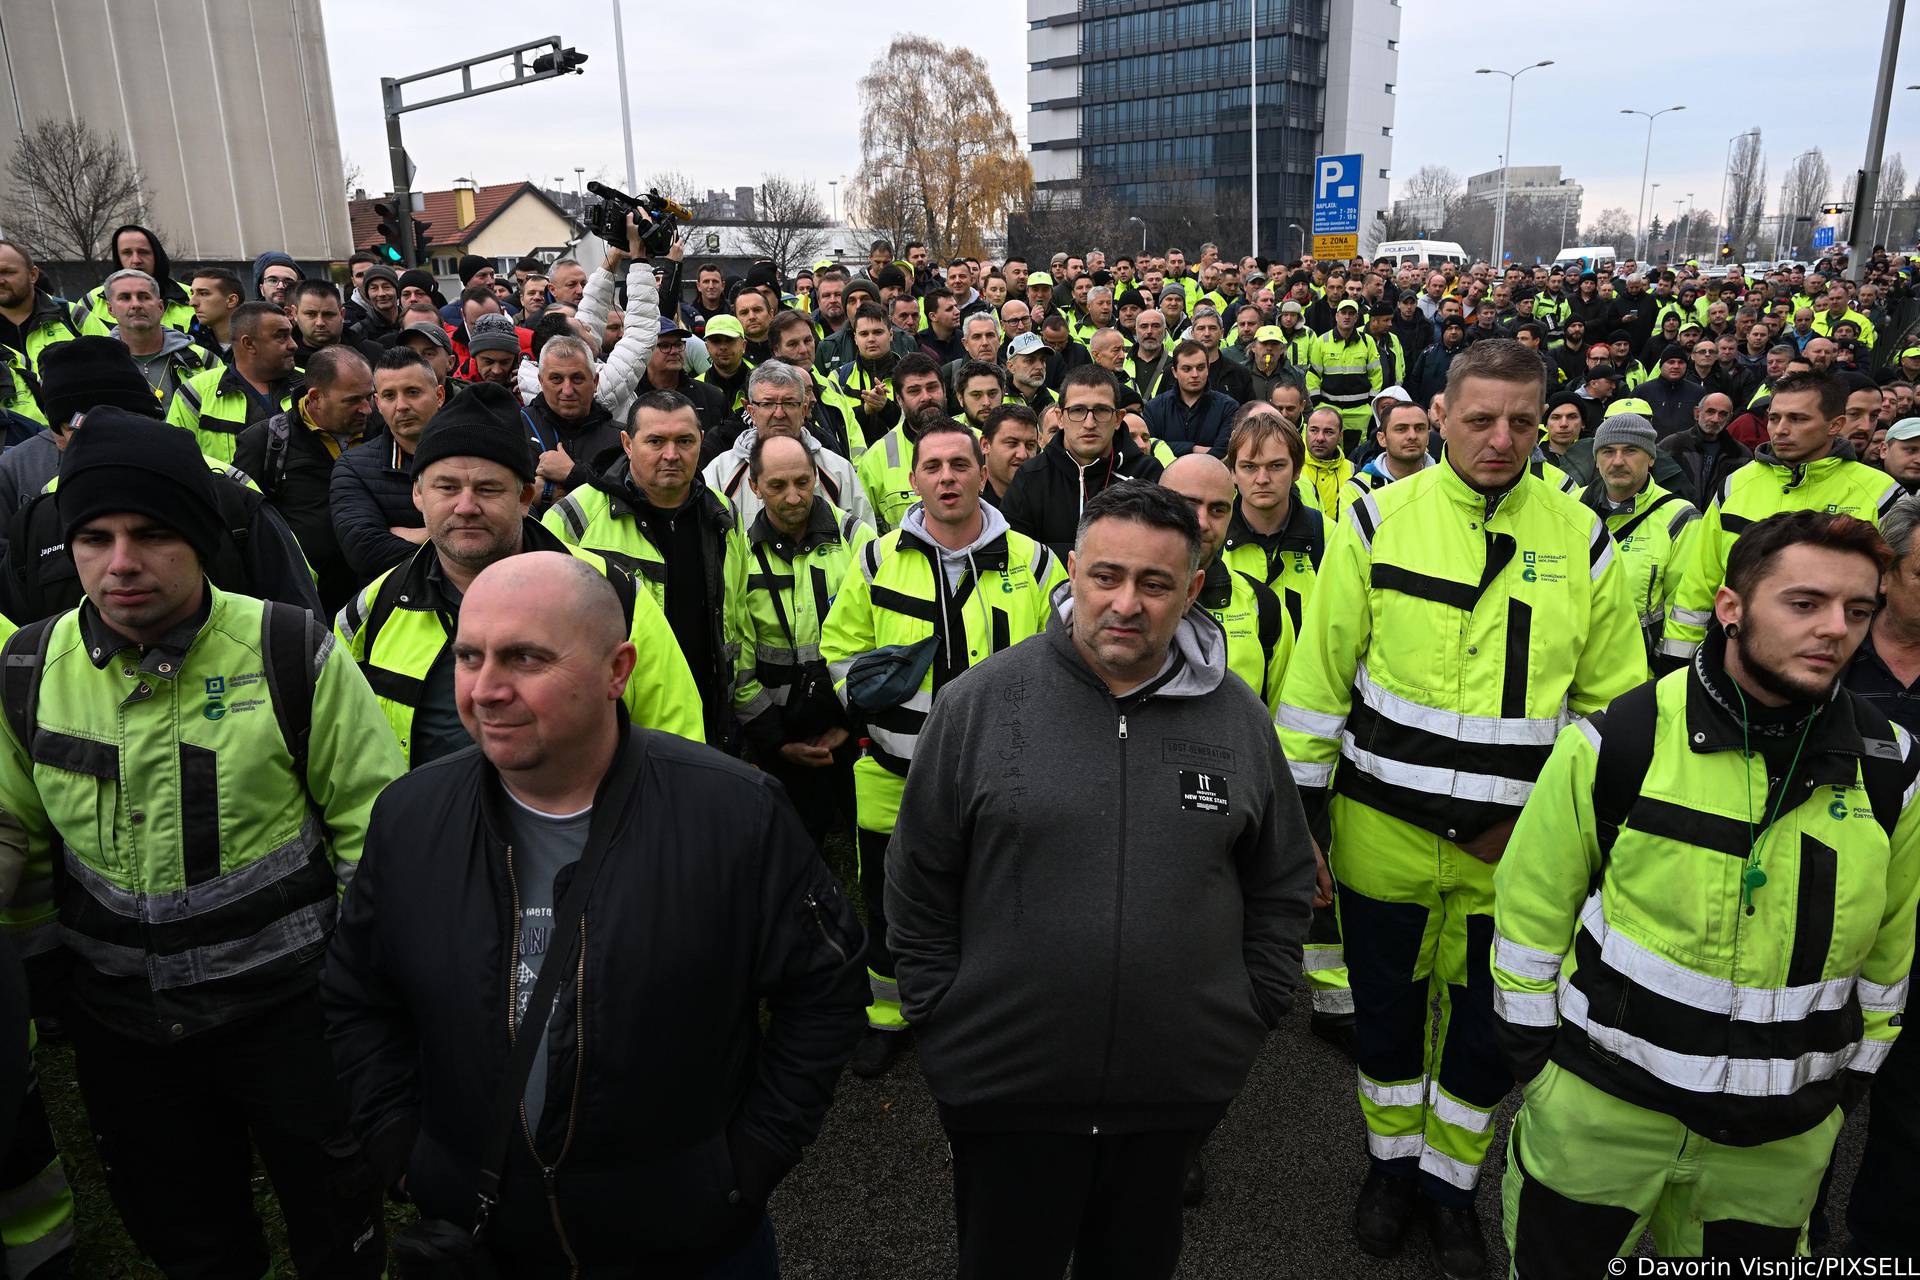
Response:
[886,587,1315,1132]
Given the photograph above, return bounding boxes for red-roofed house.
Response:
[346,179,575,289]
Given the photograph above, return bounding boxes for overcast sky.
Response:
[325,0,1917,238]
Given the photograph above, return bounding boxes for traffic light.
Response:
[410,218,433,260]
[373,202,404,263]
[1719,242,1732,259]
[1821,203,1849,215]
[532,46,587,74]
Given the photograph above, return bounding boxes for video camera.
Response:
[583,182,691,256]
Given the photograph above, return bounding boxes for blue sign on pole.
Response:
[1811,226,1835,250]
[1312,154,1362,234]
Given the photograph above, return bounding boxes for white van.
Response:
[1373,239,1470,269]
[1552,245,1618,274]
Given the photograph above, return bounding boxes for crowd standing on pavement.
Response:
[0,209,1912,1278]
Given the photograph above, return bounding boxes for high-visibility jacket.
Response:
[0,291,83,425]
[0,590,403,1038]
[1275,462,1646,844]
[1493,661,1920,1145]
[335,521,702,763]
[1662,449,1902,661]
[831,358,901,456]
[1298,453,1356,522]
[1309,331,1383,423]
[1534,293,1571,330]
[1219,495,1323,635]
[1280,328,1316,383]
[811,367,869,459]
[79,282,195,337]
[733,498,875,733]
[1811,307,1877,349]
[1586,480,1698,654]
[855,420,980,534]
[1200,559,1292,715]
[165,365,300,463]
[820,518,1063,832]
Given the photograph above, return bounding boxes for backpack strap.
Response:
[260,602,317,777]
[1850,696,1916,841]
[262,416,292,494]
[0,617,59,754]
[1590,679,1661,861]
[1607,491,1682,544]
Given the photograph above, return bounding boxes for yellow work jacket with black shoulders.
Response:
[1275,461,1647,844]
[1493,644,1920,1145]
[1199,558,1293,715]
[820,505,1064,832]
[1663,446,1902,663]
[1219,492,1324,636]
[0,290,83,425]
[0,590,403,1039]
[165,364,301,463]
[335,519,703,764]
[732,497,876,738]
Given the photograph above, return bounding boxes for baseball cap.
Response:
[1028,272,1055,288]
[1336,298,1361,313]
[1374,386,1412,405]
[704,315,745,340]
[1901,345,1920,361]
[400,321,453,354]
[1254,325,1285,343]
[1007,332,1047,357]
[1888,417,1920,443]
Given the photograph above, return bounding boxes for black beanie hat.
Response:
[36,337,163,427]
[58,409,223,563]
[397,269,438,297]
[410,381,535,483]
[457,254,492,285]
[1660,342,1689,363]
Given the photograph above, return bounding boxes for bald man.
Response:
[1161,454,1293,714]
[324,551,867,1275]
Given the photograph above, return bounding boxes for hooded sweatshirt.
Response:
[886,583,1315,1132]
[899,499,1009,592]
[701,425,875,533]
[118,326,208,411]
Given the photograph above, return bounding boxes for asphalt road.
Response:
[768,1011,1873,1279]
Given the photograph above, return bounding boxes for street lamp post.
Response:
[1288,222,1305,260]
[1620,104,1685,262]
[1476,60,1553,267]
[1248,0,1259,258]
[1127,215,1146,255]
[1718,129,1759,261]
[829,180,839,225]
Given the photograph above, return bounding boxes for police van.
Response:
[1374,239,1470,269]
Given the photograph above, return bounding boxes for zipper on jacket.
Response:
[805,890,852,964]
[1096,702,1129,1123]
[506,840,584,1276]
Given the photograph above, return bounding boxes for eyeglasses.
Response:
[1061,405,1118,424]
[750,399,805,412]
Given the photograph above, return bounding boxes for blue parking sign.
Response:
[1313,154,1362,235]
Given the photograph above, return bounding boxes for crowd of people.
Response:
[0,211,1910,1277]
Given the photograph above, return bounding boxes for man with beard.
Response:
[0,241,80,425]
[167,302,301,463]
[1005,332,1056,413]
[1126,307,1174,406]
[856,354,952,531]
[1664,372,1904,665]
[1496,510,1919,1268]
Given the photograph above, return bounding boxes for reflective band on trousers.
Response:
[1428,1082,1492,1134]
[1419,1144,1482,1190]
[1352,662,1566,746]
[1558,981,1884,1094]
[1341,736,1538,808]
[1580,894,1860,1025]
[1367,1132,1425,1162]
[1312,986,1355,1014]
[1494,931,1566,982]
[1358,1074,1426,1109]
[1304,949,1347,973]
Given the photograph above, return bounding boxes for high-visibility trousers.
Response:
[1502,1061,1841,1272]
[1330,794,1507,1207]
[854,758,908,1033]
[1305,894,1352,1018]
[0,1023,75,1278]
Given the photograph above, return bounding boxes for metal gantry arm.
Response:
[380,35,585,267]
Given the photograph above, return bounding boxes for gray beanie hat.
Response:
[467,312,521,357]
[1594,412,1659,458]
[1159,282,1186,303]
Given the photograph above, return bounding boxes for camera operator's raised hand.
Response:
[626,211,652,261]
[666,235,685,264]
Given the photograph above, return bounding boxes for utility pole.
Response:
[1248,0,1258,258]
[381,36,586,267]
[1849,0,1906,280]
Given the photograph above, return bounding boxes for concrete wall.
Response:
[0,0,351,265]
